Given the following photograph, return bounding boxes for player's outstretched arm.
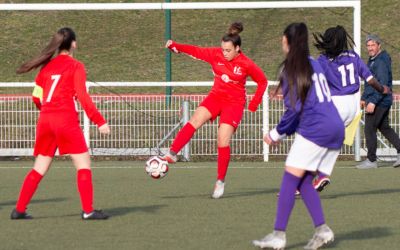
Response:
[367,77,391,94]
[165,40,173,49]
[165,40,215,63]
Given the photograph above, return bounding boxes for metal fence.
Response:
[88,94,264,158]
[1,82,400,161]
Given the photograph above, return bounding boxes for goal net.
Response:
[0,1,367,160]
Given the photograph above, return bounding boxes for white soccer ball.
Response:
[145,156,169,179]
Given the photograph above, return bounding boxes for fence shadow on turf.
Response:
[106,204,168,217]
[161,188,279,199]
[321,188,400,200]
[0,197,67,210]
[286,226,392,249]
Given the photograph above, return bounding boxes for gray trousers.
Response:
[364,105,400,162]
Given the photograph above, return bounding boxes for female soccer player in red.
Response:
[164,22,268,199]
[11,27,111,220]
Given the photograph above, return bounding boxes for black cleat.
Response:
[81,210,110,220]
[11,208,33,220]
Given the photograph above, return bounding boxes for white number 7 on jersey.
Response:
[46,74,61,102]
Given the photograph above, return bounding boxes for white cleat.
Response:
[392,153,400,168]
[252,230,286,250]
[211,180,225,199]
[304,224,334,250]
[161,152,177,164]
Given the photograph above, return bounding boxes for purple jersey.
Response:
[275,57,344,149]
[317,50,373,96]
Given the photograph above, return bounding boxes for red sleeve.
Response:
[32,71,44,110]
[247,61,268,112]
[73,62,106,127]
[168,41,217,64]
[32,96,41,110]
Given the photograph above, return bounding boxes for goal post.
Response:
[0,1,361,51]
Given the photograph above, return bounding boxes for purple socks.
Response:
[299,172,326,227]
[274,171,301,231]
[274,171,325,231]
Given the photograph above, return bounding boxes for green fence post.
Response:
[165,0,172,106]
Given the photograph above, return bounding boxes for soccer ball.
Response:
[145,156,169,179]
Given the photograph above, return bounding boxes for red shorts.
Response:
[200,94,245,129]
[33,112,88,157]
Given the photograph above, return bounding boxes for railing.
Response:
[1,81,400,161]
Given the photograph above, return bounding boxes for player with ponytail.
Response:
[11,27,111,220]
[312,25,389,191]
[164,22,268,199]
[253,22,343,249]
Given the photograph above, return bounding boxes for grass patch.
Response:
[0,160,399,249]
[1,0,399,96]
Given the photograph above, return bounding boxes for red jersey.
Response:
[168,41,268,110]
[33,54,106,127]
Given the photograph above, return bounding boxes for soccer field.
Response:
[0,160,399,250]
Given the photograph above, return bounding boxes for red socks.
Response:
[217,146,231,181]
[170,123,196,154]
[77,169,94,213]
[16,169,43,213]
[15,168,94,214]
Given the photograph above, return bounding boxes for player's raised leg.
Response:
[313,172,331,192]
[163,106,212,163]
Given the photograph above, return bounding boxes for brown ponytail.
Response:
[17,27,76,74]
[222,22,243,47]
[276,22,313,109]
[228,22,243,35]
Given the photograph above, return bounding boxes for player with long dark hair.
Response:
[11,27,111,220]
[312,25,389,191]
[164,22,268,199]
[253,22,344,249]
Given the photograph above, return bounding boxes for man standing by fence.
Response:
[357,34,400,169]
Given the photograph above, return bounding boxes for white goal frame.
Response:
[0,1,362,161]
[0,1,362,52]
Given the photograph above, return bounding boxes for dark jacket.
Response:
[361,50,392,107]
